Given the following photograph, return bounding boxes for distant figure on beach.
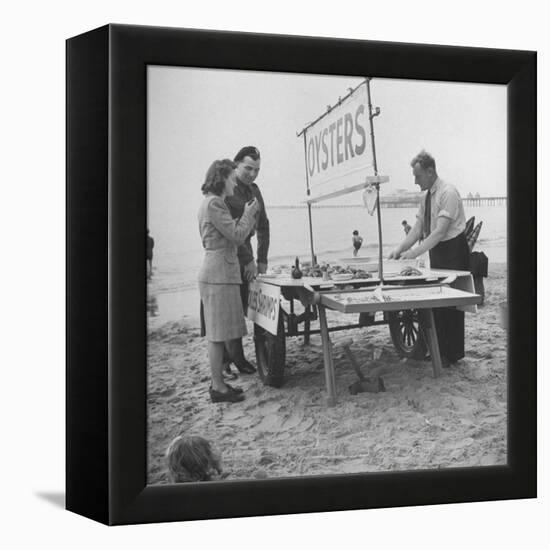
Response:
[166,435,222,482]
[389,150,468,367]
[198,159,259,403]
[146,294,159,317]
[352,230,363,257]
[146,229,154,279]
[224,146,270,375]
[402,220,412,235]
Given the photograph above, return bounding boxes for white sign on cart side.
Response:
[247,281,281,335]
[305,82,374,200]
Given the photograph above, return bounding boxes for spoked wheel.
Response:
[388,309,428,359]
[253,312,286,388]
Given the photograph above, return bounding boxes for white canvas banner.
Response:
[304,82,374,199]
[246,280,281,335]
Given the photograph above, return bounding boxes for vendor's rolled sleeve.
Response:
[417,178,466,241]
[436,189,460,220]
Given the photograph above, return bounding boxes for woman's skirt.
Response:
[199,282,247,342]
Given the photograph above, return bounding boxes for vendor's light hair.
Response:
[410,150,436,171]
[166,435,221,483]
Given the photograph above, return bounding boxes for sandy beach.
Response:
[147,263,507,484]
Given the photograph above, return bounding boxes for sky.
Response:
[147,66,506,235]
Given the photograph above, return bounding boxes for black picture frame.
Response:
[66,24,536,526]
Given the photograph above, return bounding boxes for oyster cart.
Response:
[246,78,481,404]
[249,268,480,404]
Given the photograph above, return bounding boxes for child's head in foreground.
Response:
[353,230,359,235]
[166,435,222,483]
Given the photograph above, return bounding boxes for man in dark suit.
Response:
[224,146,270,374]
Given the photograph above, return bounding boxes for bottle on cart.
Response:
[418,251,430,270]
[291,257,303,279]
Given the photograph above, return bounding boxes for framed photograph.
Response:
[66,24,536,525]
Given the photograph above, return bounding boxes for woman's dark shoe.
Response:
[224,383,243,394]
[209,386,245,403]
[234,358,256,374]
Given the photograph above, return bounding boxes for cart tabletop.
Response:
[256,268,472,289]
[320,285,480,313]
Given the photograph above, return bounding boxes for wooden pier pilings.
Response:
[379,196,507,208]
[462,197,507,207]
[270,196,507,209]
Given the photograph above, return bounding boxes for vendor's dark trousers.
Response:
[429,232,470,363]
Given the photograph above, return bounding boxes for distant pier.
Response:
[379,195,507,208]
[270,196,507,209]
[379,197,420,208]
[463,197,507,207]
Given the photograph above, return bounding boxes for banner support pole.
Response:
[302,133,316,265]
[366,78,384,284]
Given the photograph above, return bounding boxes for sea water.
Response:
[147,204,507,325]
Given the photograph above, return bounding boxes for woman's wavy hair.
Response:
[201,159,236,196]
[166,435,222,483]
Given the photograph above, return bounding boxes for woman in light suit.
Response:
[198,159,259,403]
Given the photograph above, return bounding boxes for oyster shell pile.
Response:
[300,263,372,280]
[399,266,423,276]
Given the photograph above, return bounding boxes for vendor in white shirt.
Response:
[389,150,469,366]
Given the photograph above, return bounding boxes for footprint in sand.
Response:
[280,411,303,430]
[159,387,176,398]
[253,410,315,434]
[254,414,284,432]
[222,408,248,421]
[148,386,176,399]
[251,400,282,415]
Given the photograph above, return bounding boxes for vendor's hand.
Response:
[400,249,417,260]
[388,248,401,260]
[257,262,267,275]
[243,260,257,281]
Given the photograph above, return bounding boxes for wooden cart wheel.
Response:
[388,309,428,359]
[253,312,286,388]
